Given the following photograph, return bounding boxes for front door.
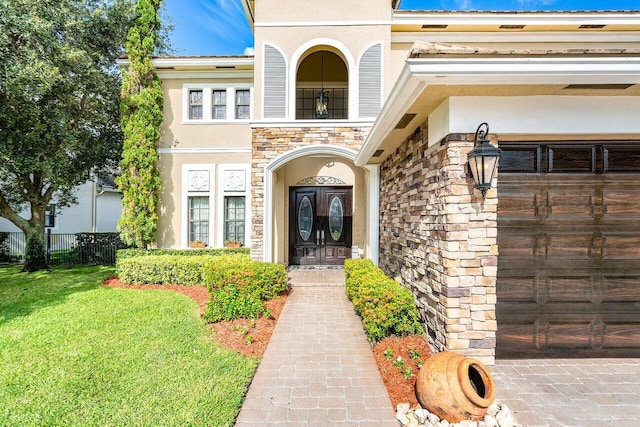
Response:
[289,186,352,265]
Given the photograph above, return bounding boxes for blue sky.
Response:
[164,0,640,56]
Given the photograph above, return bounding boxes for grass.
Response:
[0,265,258,426]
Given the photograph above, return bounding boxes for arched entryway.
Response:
[262,145,377,265]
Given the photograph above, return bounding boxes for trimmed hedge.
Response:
[117,255,218,285]
[204,255,288,322]
[345,258,424,343]
[117,247,249,261]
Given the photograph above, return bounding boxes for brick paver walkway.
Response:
[235,269,397,426]
[494,358,640,426]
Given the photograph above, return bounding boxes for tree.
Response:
[116,0,164,249]
[0,0,135,270]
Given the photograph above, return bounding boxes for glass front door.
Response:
[289,186,352,265]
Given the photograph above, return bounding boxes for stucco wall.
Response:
[378,128,498,366]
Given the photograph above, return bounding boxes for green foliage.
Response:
[22,230,48,272]
[0,1,136,243]
[205,285,265,322]
[345,259,424,343]
[116,254,215,285]
[0,265,257,425]
[204,257,288,322]
[204,256,288,301]
[116,0,164,248]
[116,247,249,261]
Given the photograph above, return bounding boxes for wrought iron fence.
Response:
[0,231,126,266]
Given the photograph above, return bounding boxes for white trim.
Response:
[391,31,640,44]
[156,71,254,80]
[250,120,374,128]
[288,39,357,121]
[262,145,359,262]
[181,164,216,249]
[364,165,380,266]
[356,55,640,166]
[158,148,251,154]
[152,57,254,67]
[392,11,640,27]
[217,164,251,248]
[255,20,391,27]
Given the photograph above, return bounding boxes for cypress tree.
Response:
[116,0,164,248]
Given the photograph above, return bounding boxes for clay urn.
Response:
[415,351,495,422]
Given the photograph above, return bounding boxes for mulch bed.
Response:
[103,278,428,406]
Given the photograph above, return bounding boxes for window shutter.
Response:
[359,43,382,118]
[264,45,287,118]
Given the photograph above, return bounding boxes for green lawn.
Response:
[0,265,258,426]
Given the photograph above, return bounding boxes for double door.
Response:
[289,186,352,265]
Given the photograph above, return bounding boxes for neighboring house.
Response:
[0,179,123,234]
[148,0,640,365]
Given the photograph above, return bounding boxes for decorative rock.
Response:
[487,401,500,417]
[414,408,430,424]
[407,412,420,427]
[398,403,411,415]
[496,410,515,427]
[427,412,441,425]
[438,420,450,427]
[396,412,410,426]
[483,414,498,427]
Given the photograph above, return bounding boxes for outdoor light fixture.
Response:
[467,122,501,197]
[315,52,329,119]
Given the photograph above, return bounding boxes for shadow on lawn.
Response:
[0,265,113,325]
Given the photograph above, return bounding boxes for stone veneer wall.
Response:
[378,129,498,366]
[251,126,368,260]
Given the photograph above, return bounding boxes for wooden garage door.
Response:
[497,142,640,358]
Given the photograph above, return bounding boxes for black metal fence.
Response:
[0,231,126,266]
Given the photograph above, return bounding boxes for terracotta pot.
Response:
[415,351,495,422]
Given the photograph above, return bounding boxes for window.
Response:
[45,205,56,228]
[235,90,250,119]
[189,196,209,246]
[212,90,227,119]
[224,196,245,245]
[189,90,203,120]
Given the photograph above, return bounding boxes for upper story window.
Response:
[189,90,203,120]
[236,90,250,119]
[45,204,56,228]
[296,50,348,120]
[183,85,252,123]
[212,90,227,120]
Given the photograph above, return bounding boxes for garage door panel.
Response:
[603,190,640,220]
[541,321,595,349]
[603,323,640,349]
[497,274,538,302]
[603,276,640,302]
[497,192,539,221]
[602,234,640,260]
[546,276,597,304]
[546,234,593,259]
[547,190,595,221]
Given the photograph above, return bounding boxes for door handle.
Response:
[316,229,320,245]
[321,230,325,245]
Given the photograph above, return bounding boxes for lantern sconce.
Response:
[315,52,329,119]
[467,122,501,197]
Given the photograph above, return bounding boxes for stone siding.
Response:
[251,126,368,260]
[379,128,498,366]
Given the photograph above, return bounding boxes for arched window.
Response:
[296,49,348,120]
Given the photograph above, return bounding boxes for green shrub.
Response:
[116,247,249,261]
[204,285,265,322]
[345,259,424,343]
[204,256,287,322]
[117,255,216,285]
[204,256,287,301]
[22,229,48,272]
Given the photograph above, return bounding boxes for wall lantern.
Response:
[467,122,501,197]
[315,52,329,119]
